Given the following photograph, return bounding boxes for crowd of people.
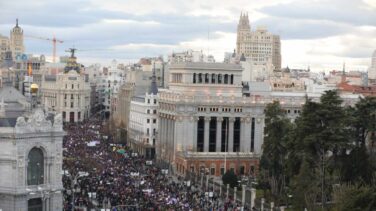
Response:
[62,117,249,210]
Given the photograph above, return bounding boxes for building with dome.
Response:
[0,82,65,211]
[40,49,91,122]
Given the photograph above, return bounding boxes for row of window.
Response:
[147,99,157,104]
[286,109,301,114]
[198,107,243,113]
[65,84,80,89]
[64,94,81,100]
[147,109,157,114]
[146,119,157,124]
[193,73,234,85]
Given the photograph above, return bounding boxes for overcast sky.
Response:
[0,0,375,71]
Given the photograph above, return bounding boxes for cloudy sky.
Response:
[0,0,375,71]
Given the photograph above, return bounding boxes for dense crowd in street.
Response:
[62,117,249,210]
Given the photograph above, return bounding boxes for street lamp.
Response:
[62,170,89,211]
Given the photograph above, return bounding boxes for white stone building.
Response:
[236,13,281,70]
[41,52,91,123]
[0,85,64,211]
[158,62,263,177]
[129,70,159,159]
[168,50,215,64]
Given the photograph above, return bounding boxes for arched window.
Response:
[205,73,209,83]
[198,73,202,83]
[27,148,44,186]
[230,74,234,84]
[193,73,196,83]
[224,74,229,84]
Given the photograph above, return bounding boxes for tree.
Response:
[333,183,376,211]
[339,97,376,184]
[259,101,292,201]
[289,90,350,209]
[222,170,238,188]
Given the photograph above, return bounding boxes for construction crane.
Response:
[25,35,64,63]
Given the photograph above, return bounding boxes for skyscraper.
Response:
[10,19,25,59]
[368,50,376,80]
[236,13,281,70]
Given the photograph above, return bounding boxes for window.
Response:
[147,109,150,114]
[71,102,74,108]
[147,128,150,135]
[153,110,157,114]
[153,119,156,124]
[71,94,74,99]
[220,167,225,175]
[154,99,157,104]
[148,99,150,104]
[72,84,74,89]
[147,119,150,123]
[210,167,215,175]
[28,198,43,211]
[64,94,67,99]
[27,148,44,185]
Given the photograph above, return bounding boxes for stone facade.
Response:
[0,108,65,211]
[41,70,91,123]
[129,93,159,159]
[236,13,281,70]
[158,62,263,177]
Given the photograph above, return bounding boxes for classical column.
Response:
[204,117,210,152]
[191,116,198,152]
[216,117,223,152]
[228,117,235,152]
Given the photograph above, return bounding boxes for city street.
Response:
[62,117,247,210]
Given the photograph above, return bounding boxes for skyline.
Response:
[0,0,375,71]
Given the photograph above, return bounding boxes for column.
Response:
[191,116,198,151]
[228,117,235,152]
[164,117,168,159]
[204,117,210,152]
[216,117,223,152]
[243,117,252,153]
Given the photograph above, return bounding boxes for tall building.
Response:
[236,13,281,70]
[0,84,65,211]
[368,50,376,81]
[10,19,25,60]
[128,70,159,159]
[41,50,91,122]
[158,62,262,177]
[0,34,10,62]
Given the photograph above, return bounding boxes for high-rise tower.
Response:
[236,13,281,70]
[10,19,25,59]
[236,12,251,54]
[368,50,376,80]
